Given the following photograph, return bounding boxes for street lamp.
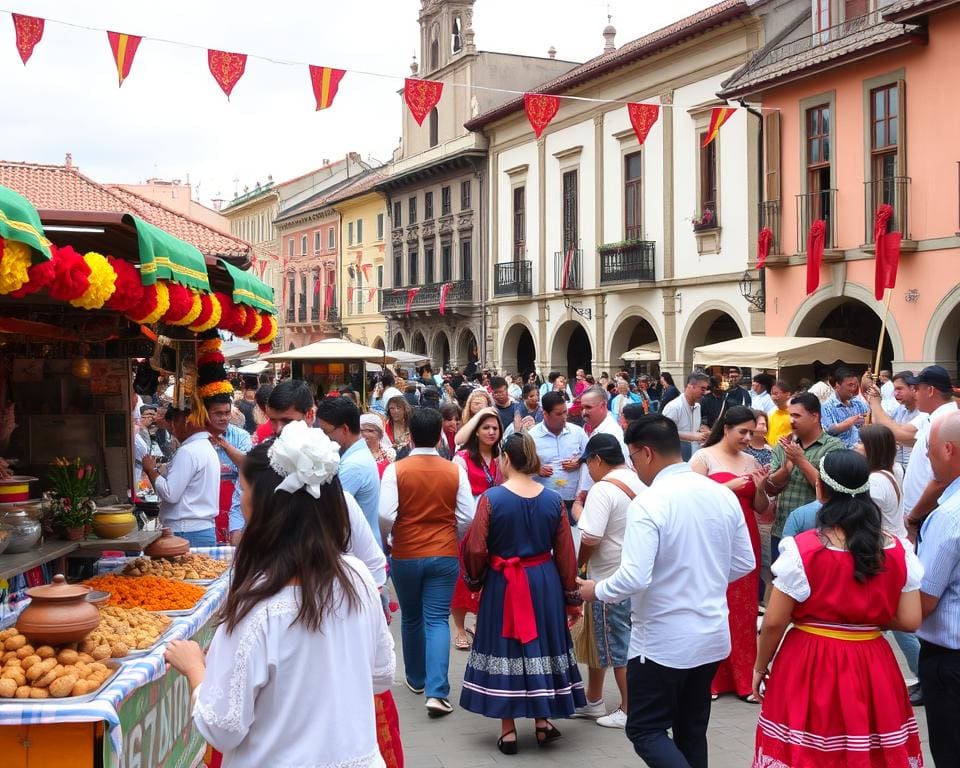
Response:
[563,296,592,320]
[738,270,765,312]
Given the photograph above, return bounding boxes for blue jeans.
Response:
[391,556,458,699]
[174,528,216,548]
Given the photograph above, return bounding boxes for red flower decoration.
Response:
[163,283,193,323]
[215,292,240,333]
[258,342,273,354]
[235,305,259,338]
[8,257,55,298]
[104,256,144,312]
[47,245,90,302]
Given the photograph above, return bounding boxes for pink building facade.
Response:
[723,0,960,374]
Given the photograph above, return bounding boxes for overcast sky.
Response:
[3,0,710,207]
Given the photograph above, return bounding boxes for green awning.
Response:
[0,185,52,260]
[219,258,276,314]
[123,214,210,292]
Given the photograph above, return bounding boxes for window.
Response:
[698,134,718,223]
[461,180,471,210]
[424,242,435,283]
[870,83,898,182]
[377,265,384,311]
[356,267,364,313]
[441,243,452,281]
[314,232,321,252]
[357,219,363,243]
[328,228,335,250]
[393,245,402,287]
[512,186,525,260]
[812,0,830,39]
[408,247,418,286]
[806,104,832,237]
[287,276,295,310]
[460,239,472,281]
[348,222,354,246]
[393,201,402,228]
[429,108,439,148]
[377,213,384,240]
[299,274,307,318]
[409,197,417,225]
[562,170,578,249]
[441,186,451,216]
[425,191,434,220]
[300,235,308,255]
[288,238,294,257]
[625,152,643,240]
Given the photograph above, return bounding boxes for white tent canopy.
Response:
[264,338,396,363]
[221,338,259,361]
[693,336,873,370]
[621,344,661,362]
[237,360,269,375]
[386,349,430,366]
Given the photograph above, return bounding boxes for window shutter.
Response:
[896,78,907,177]
[764,110,781,202]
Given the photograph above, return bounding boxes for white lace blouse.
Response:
[193,555,395,768]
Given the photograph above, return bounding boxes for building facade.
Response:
[377,0,578,371]
[721,0,960,375]
[467,1,768,379]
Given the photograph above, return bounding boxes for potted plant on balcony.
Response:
[47,457,98,540]
[692,208,717,232]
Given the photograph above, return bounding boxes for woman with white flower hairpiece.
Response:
[165,421,396,768]
[752,449,923,768]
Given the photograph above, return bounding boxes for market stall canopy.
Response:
[125,214,209,291]
[237,360,270,374]
[218,258,276,314]
[0,184,51,259]
[621,344,661,362]
[386,349,430,366]
[265,338,397,363]
[693,336,873,369]
[221,338,260,361]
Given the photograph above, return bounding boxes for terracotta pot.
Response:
[144,527,189,559]
[18,574,101,645]
[64,526,86,541]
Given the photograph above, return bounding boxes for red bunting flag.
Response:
[347,286,355,302]
[360,263,373,283]
[107,31,142,87]
[367,286,378,303]
[404,78,443,126]
[324,282,334,312]
[702,106,736,148]
[405,288,420,314]
[560,244,575,291]
[310,65,346,110]
[627,103,659,145]
[757,227,773,269]
[439,283,452,315]
[874,204,902,300]
[208,50,247,99]
[806,219,826,295]
[12,14,44,65]
[524,94,560,138]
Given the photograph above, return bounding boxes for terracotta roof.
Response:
[0,160,253,258]
[465,0,750,130]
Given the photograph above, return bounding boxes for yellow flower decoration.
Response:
[168,291,204,327]
[198,336,222,354]
[245,313,263,339]
[70,252,117,310]
[258,315,278,344]
[131,281,171,324]
[189,293,223,333]
[0,240,32,295]
[198,380,234,399]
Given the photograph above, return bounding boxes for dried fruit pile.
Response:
[0,629,113,699]
[80,606,172,657]
[122,553,229,581]
[84,574,205,611]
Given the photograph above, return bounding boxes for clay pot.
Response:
[143,527,189,559]
[64,526,86,541]
[92,508,137,539]
[18,574,101,645]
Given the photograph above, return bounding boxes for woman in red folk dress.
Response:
[689,406,769,702]
[753,450,924,768]
[451,408,504,651]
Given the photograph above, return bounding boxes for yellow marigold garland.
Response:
[255,314,278,344]
[0,240,32,295]
[198,337,221,355]
[167,290,204,327]
[197,380,233,399]
[130,281,171,324]
[70,252,118,310]
[189,293,222,333]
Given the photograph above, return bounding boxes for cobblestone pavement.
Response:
[386,617,933,767]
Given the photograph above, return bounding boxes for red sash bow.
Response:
[489,552,552,644]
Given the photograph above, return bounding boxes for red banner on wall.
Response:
[757,227,773,269]
[12,14,44,64]
[524,94,560,138]
[107,31,142,87]
[404,78,443,126]
[873,204,901,300]
[627,102,659,145]
[439,283,452,315]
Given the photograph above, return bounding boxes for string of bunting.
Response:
[6,10,751,145]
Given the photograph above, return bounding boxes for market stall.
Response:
[0,185,274,766]
[265,338,396,402]
[692,336,873,377]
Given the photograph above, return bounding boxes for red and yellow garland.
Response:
[0,239,32,295]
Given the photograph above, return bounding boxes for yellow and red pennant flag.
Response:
[107,31,142,87]
[309,65,346,111]
[208,50,247,99]
[701,106,735,148]
[12,14,44,65]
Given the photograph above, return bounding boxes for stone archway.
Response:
[457,327,480,372]
[608,307,663,373]
[680,301,746,371]
[501,319,538,378]
[551,319,594,378]
[391,332,406,351]
[923,286,960,376]
[794,297,894,372]
[372,336,385,351]
[411,331,427,356]
[431,331,451,371]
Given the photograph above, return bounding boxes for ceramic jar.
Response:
[92,507,137,539]
[18,575,101,644]
[143,527,189,559]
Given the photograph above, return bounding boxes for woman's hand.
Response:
[752,668,767,702]
[164,640,205,686]
[725,476,751,491]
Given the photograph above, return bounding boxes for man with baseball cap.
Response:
[904,366,959,538]
[574,433,646,729]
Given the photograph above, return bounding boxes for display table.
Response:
[0,546,233,768]
[72,530,162,557]
[0,541,78,582]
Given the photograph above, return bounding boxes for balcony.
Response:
[494,260,533,298]
[298,306,307,323]
[796,189,838,253]
[864,177,910,244]
[286,308,294,323]
[599,241,655,285]
[381,280,475,315]
[311,305,320,322]
[759,200,781,254]
[554,249,582,291]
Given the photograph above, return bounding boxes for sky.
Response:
[2,0,711,207]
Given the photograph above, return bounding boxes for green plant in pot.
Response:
[47,457,98,540]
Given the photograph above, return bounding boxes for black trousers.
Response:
[919,640,960,767]
[625,655,719,768]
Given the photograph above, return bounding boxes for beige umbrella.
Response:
[263,338,397,363]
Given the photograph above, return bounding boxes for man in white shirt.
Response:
[866,371,919,470]
[575,387,631,518]
[660,372,709,461]
[879,369,898,413]
[578,415,755,768]
[529,391,588,524]
[573,433,646,730]
[379,370,403,408]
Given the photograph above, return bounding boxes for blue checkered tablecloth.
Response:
[0,546,233,767]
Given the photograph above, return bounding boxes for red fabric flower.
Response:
[104,256,144,312]
[235,305,259,338]
[163,282,193,323]
[215,292,241,333]
[47,245,90,302]
[258,342,273,354]
[9,257,55,298]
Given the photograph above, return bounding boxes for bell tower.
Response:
[418,0,476,75]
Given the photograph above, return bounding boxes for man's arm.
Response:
[144,451,194,503]
[906,479,949,530]
[662,400,702,443]
[594,510,658,604]
[919,530,960,618]
[345,492,387,587]
[728,509,756,582]
[866,395,918,446]
[377,463,399,543]
[453,463,475,538]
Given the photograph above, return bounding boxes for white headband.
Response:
[818,456,870,496]
[268,420,341,498]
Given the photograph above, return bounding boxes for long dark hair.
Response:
[815,450,885,583]
[221,440,360,633]
[703,405,756,448]
[465,412,502,468]
[859,424,896,473]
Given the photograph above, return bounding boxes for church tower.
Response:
[417,0,476,76]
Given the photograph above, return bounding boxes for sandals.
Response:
[535,721,562,747]
[454,633,472,651]
[497,730,518,755]
[740,693,760,704]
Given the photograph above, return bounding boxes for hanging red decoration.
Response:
[404,78,443,126]
[47,245,90,302]
[309,65,346,110]
[12,14,44,65]
[757,228,773,270]
[405,288,420,314]
[107,31,142,87]
[439,283,452,316]
[235,305,260,338]
[873,204,902,300]
[627,103,660,145]
[208,49,247,99]
[258,342,273,354]
[162,282,194,324]
[524,94,560,139]
[104,256,144,312]
[702,106,735,148]
[806,220,826,295]
[215,292,241,333]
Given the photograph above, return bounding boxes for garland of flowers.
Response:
[0,239,32,295]
[127,281,170,325]
[70,251,117,310]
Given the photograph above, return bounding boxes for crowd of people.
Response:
[147,357,960,768]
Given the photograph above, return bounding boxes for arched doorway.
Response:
[432,332,450,371]
[926,290,960,377]
[608,312,661,375]
[682,306,744,370]
[411,331,427,356]
[372,337,385,351]
[551,321,593,378]
[458,328,480,372]
[796,298,893,372]
[392,332,405,351]
[501,323,537,378]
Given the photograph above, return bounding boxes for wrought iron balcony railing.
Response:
[759,200,781,255]
[599,241,655,285]
[796,189,838,252]
[554,249,582,291]
[380,280,474,313]
[865,176,910,244]
[494,260,533,297]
